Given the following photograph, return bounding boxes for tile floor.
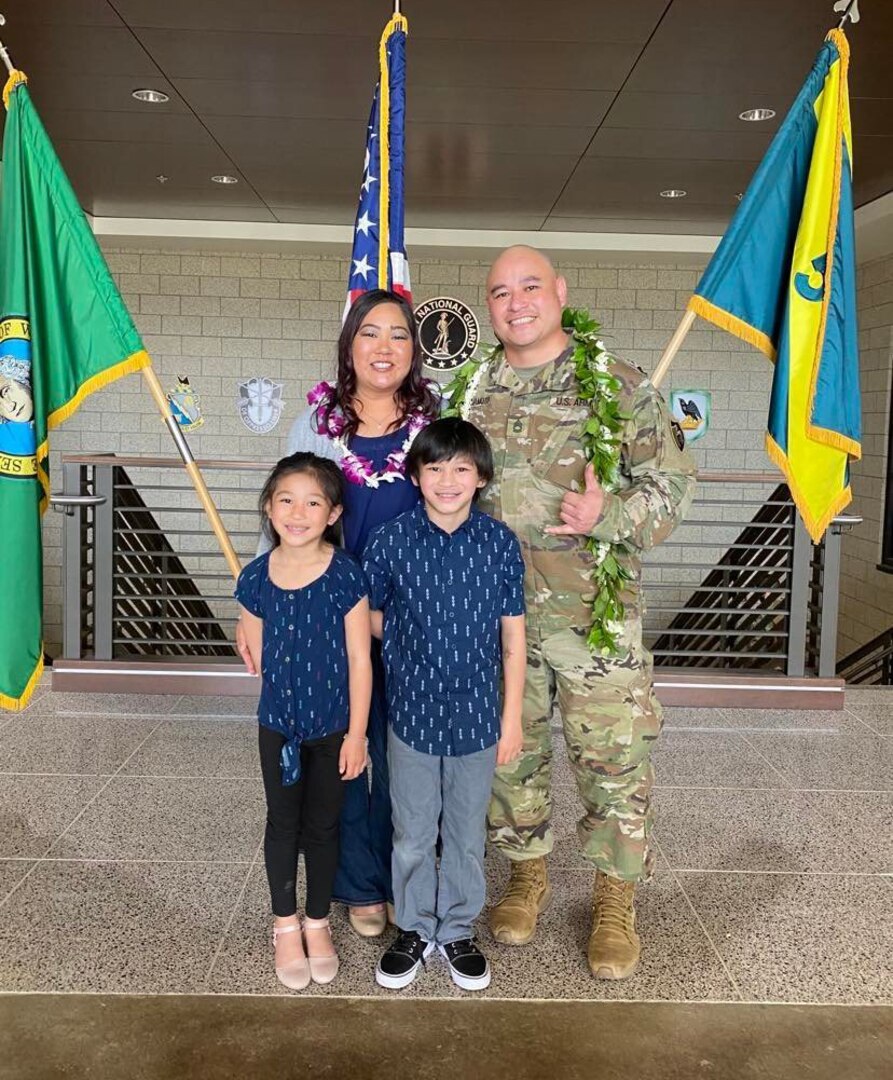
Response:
[0,679,890,1004]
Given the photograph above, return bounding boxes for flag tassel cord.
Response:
[0,18,242,583]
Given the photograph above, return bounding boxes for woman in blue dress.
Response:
[238,289,439,936]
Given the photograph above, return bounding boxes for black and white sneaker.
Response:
[438,938,491,991]
[376,930,435,990]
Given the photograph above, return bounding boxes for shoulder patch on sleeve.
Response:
[671,419,686,451]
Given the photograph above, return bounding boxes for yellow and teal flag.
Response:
[0,71,150,709]
[689,28,860,542]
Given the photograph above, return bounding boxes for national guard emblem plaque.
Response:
[166,375,204,432]
[415,297,480,373]
[238,377,285,435]
[669,389,711,444]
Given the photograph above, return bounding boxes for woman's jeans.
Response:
[332,642,393,905]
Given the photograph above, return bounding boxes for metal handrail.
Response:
[58,455,850,677]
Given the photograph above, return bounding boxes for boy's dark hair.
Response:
[406,417,494,496]
[259,452,344,547]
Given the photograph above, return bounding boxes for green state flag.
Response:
[0,71,150,709]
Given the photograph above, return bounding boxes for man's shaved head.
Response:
[485,245,568,367]
[486,245,558,294]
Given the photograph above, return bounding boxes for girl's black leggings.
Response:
[258,725,347,918]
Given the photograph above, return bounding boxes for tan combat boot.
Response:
[587,871,640,979]
[489,857,552,945]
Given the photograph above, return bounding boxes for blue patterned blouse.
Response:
[362,504,526,757]
[235,548,368,785]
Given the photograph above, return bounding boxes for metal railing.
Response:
[837,627,893,684]
[56,455,854,678]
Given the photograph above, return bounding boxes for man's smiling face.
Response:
[485,246,568,365]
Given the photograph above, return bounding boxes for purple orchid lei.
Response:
[308,381,429,489]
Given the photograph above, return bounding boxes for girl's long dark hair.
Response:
[320,289,439,440]
[259,452,344,548]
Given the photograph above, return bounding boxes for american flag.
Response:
[345,12,411,315]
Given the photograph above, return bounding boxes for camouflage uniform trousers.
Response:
[488,623,662,883]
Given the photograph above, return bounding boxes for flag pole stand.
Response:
[651,309,696,389]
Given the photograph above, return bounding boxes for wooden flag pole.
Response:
[141,365,242,580]
[651,308,696,389]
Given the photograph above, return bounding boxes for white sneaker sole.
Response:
[375,940,435,990]
[438,944,491,991]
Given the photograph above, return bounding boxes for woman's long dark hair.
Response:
[259,452,344,548]
[321,289,439,440]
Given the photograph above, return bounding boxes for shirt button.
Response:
[287,689,292,696]
[288,624,294,631]
[285,656,291,662]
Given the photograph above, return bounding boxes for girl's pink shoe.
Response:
[303,916,339,985]
[272,922,310,991]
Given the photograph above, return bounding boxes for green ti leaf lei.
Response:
[443,306,632,655]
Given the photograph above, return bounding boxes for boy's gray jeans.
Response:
[388,727,497,944]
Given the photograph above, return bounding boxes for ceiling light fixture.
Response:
[738,107,776,122]
[211,174,239,185]
[156,174,169,185]
[660,189,687,199]
[132,88,169,104]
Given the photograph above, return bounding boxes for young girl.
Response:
[236,452,372,990]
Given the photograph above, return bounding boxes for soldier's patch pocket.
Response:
[529,424,585,490]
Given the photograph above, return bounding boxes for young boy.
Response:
[362,417,526,991]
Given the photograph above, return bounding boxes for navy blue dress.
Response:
[333,425,421,906]
[235,549,368,786]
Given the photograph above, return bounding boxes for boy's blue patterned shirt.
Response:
[235,548,367,785]
[362,503,525,757]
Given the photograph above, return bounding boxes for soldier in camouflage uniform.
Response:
[465,246,696,979]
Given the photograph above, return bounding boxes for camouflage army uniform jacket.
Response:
[467,346,697,640]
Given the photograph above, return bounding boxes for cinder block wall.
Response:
[838,255,893,659]
[41,245,779,654]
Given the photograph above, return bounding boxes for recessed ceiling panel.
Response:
[114,0,666,43]
[852,138,893,207]
[3,0,121,27]
[38,109,217,147]
[3,24,161,78]
[207,115,594,161]
[0,1,887,230]
[5,73,189,116]
[554,156,757,217]
[605,91,782,134]
[246,148,575,203]
[544,213,729,236]
[587,128,773,163]
[139,29,639,92]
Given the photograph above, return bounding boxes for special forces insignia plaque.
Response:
[238,377,284,435]
[415,297,480,373]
